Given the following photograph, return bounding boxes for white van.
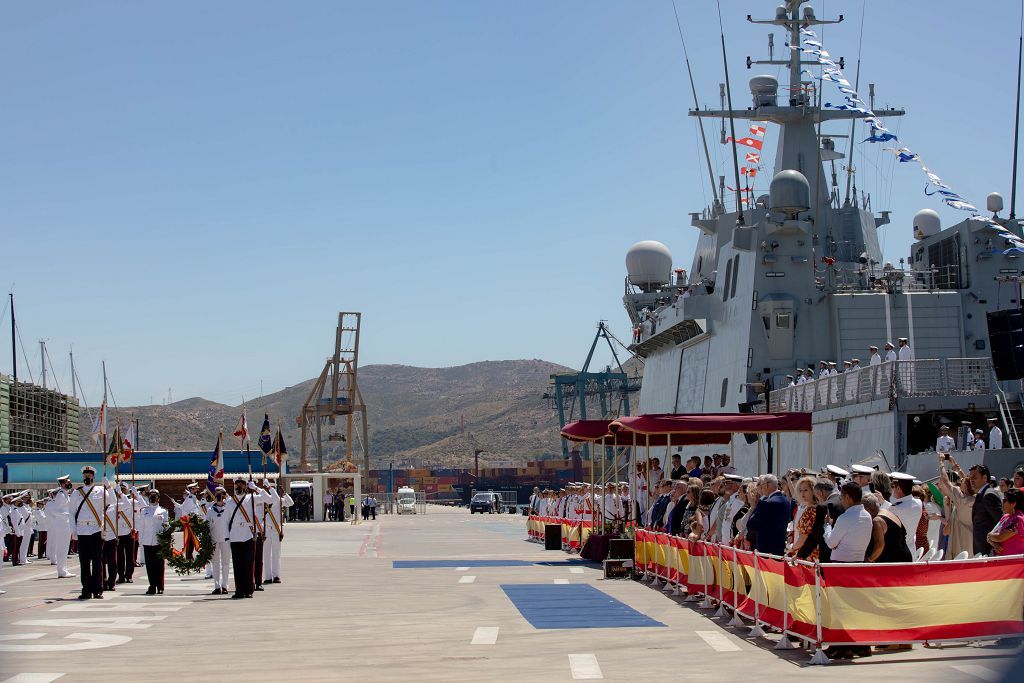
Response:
[397,486,417,514]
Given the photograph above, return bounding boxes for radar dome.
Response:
[988,192,1004,214]
[769,170,810,217]
[913,209,941,239]
[750,75,778,107]
[626,241,672,289]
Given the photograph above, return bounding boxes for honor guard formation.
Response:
[1,467,293,600]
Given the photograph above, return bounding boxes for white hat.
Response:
[898,337,908,342]
[826,464,849,477]
[723,473,744,482]
[885,341,894,348]
[987,417,998,422]
[850,464,874,474]
[890,471,915,482]
[263,478,272,486]
[57,474,71,482]
[185,482,198,490]
[214,485,227,493]
[81,465,96,474]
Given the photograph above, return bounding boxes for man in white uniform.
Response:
[884,342,897,363]
[849,464,874,496]
[69,465,109,599]
[935,425,956,453]
[46,476,74,577]
[12,494,30,565]
[897,337,915,390]
[888,472,923,558]
[987,417,1003,449]
[262,478,293,583]
[972,429,986,450]
[225,479,273,599]
[205,486,232,595]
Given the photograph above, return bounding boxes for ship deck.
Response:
[0,506,1017,681]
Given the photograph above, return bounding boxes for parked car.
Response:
[470,491,502,514]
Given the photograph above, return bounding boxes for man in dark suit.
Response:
[648,481,673,530]
[744,474,790,556]
[969,464,1003,555]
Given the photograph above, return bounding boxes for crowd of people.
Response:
[1,466,294,600]
[528,453,1024,658]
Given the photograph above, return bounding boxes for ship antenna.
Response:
[673,0,721,213]
[844,1,867,207]
[716,0,745,225]
[1011,0,1023,220]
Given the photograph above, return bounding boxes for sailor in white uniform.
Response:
[897,337,915,390]
[69,465,109,599]
[849,464,874,496]
[261,478,293,583]
[972,429,986,450]
[46,476,75,577]
[884,342,897,363]
[987,417,1003,449]
[139,489,169,595]
[12,494,30,565]
[225,479,273,599]
[205,486,232,595]
[889,472,924,558]
[935,425,956,454]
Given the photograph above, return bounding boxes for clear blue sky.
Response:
[2,1,1021,406]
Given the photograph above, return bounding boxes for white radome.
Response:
[626,240,672,287]
[913,208,941,240]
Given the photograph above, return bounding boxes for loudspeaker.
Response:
[987,309,1024,380]
[544,524,562,550]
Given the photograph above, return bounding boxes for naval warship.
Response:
[622,0,1024,475]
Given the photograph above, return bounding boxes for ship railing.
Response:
[767,358,994,412]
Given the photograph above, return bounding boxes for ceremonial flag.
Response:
[726,136,763,150]
[107,424,123,466]
[745,152,760,164]
[257,413,273,462]
[122,421,135,462]
[741,167,758,177]
[273,428,288,467]
[91,401,107,446]
[207,433,224,493]
[749,125,766,137]
[233,412,250,446]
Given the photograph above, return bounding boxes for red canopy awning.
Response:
[609,412,812,436]
[560,419,732,446]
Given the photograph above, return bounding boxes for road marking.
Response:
[569,568,584,574]
[14,617,167,630]
[0,570,53,588]
[1,675,65,683]
[0,633,131,652]
[553,579,570,584]
[458,575,476,584]
[695,630,741,652]
[50,602,188,612]
[456,567,470,571]
[471,627,499,645]
[952,665,1002,682]
[568,654,603,680]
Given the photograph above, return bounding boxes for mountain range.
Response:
[82,359,581,469]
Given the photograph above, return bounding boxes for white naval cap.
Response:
[849,464,874,474]
[890,471,915,482]
[723,473,744,483]
[81,465,96,474]
[57,474,71,482]
[826,464,849,477]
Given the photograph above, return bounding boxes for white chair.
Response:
[915,546,926,562]
[934,549,945,562]
[924,547,938,562]
[974,552,985,558]
[954,550,969,560]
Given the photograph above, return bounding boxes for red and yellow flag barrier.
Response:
[814,556,1024,644]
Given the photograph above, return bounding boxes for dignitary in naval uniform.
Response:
[888,472,924,558]
[46,476,75,578]
[100,486,120,592]
[936,425,956,453]
[849,464,874,496]
[139,489,169,595]
[69,465,109,599]
[226,478,274,599]
[261,478,293,584]
[205,486,232,595]
[987,417,1003,449]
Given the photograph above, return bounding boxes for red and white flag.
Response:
[746,152,760,164]
[725,136,764,150]
[122,422,135,462]
[741,167,759,177]
[749,124,766,137]
[233,412,250,446]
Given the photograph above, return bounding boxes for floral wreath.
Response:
[156,513,215,575]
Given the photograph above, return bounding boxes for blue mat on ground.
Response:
[500,584,665,629]
[392,559,534,568]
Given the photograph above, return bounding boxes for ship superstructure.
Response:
[624,0,1024,473]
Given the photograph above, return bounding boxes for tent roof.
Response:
[610,413,812,437]
[560,419,731,446]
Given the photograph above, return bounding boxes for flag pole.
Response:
[101,362,108,590]
[276,423,283,535]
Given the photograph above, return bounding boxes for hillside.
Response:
[82,359,575,469]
